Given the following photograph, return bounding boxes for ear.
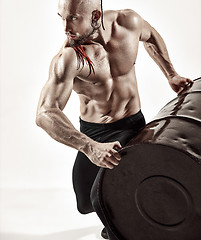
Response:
[92,10,101,22]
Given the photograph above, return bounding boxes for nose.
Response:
[63,19,72,33]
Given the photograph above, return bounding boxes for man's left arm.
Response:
[139,19,193,94]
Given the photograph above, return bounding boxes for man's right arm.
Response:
[36,48,91,152]
[36,47,121,169]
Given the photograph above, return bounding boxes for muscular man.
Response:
[36,0,193,238]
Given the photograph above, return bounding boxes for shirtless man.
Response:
[36,0,193,238]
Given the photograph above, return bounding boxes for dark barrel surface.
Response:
[91,78,201,240]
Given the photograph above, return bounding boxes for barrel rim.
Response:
[154,77,201,118]
[122,141,201,165]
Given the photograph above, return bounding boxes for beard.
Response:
[68,21,100,48]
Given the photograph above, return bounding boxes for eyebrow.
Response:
[57,12,79,19]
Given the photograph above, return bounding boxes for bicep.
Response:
[139,19,153,42]
[37,51,77,114]
[140,20,166,52]
[37,76,73,114]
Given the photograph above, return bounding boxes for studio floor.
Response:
[0,188,103,240]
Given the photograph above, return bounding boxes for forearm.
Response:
[143,28,178,79]
[36,108,94,154]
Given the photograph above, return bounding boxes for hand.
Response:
[168,75,194,95]
[86,141,122,169]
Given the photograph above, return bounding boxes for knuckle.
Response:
[101,158,107,163]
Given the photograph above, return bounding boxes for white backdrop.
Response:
[0,0,201,190]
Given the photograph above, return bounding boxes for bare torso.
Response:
[71,10,141,123]
[36,6,192,168]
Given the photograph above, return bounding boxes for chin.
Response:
[70,38,87,48]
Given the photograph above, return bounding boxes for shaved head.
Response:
[58,0,101,15]
[58,0,103,48]
[57,0,104,74]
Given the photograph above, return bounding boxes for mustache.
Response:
[68,26,99,47]
[66,20,101,47]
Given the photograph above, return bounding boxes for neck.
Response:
[86,26,107,47]
[91,15,109,46]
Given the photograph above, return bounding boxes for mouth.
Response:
[66,33,78,40]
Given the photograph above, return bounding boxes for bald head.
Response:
[58,0,101,15]
[57,0,103,48]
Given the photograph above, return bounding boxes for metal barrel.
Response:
[91,78,201,240]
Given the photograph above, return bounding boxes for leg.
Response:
[72,151,100,214]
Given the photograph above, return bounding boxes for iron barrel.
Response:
[91,78,201,240]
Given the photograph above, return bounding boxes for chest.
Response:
[73,42,137,100]
[78,34,138,79]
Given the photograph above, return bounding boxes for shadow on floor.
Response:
[0,225,103,240]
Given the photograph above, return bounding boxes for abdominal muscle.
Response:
[75,70,141,124]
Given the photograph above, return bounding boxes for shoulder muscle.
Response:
[117,9,142,31]
[49,46,78,84]
[117,9,152,41]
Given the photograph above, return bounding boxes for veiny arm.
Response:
[36,47,121,169]
[36,48,93,153]
[139,17,193,94]
[140,20,177,79]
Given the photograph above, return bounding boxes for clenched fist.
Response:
[168,75,193,95]
[86,141,122,169]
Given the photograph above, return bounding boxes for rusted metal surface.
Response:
[91,78,201,240]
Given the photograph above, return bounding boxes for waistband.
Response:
[79,110,145,130]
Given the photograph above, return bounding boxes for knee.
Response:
[76,201,94,215]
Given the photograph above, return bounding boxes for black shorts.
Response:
[72,110,146,214]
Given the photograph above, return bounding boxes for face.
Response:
[58,0,101,47]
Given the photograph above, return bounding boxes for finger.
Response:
[106,150,121,161]
[105,152,112,158]
[107,156,120,166]
[186,78,194,84]
[102,157,117,169]
[177,89,183,96]
[109,149,121,160]
[177,80,192,95]
[186,81,194,88]
[185,83,193,89]
[104,161,114,169]
[113,152,122,161]
[98,161,110,169]
[100,164,109,169]
[179,81,188,87]
[183,79,193,88]
[113,141,122,150]
[177,85,190,96]
[177,86,187,95]
[183,79,193,90]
